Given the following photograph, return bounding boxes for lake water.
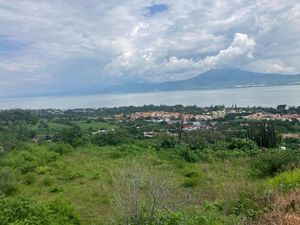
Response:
[0,85,299,109]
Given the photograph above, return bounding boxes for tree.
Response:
[92,129,130,146]
[247,122,281,148]
[60,125,84,147]
[173,114,185,143]
[182,130,207,150]
[0,110,38,140]
[277,104,287,112]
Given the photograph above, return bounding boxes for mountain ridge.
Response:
[103,68,300,94]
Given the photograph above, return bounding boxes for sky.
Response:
[0,0,299,96]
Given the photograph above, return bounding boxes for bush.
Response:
[184,171,199,178]
[182,131,208,150]
[229,185,275,220]
[252,150,300,178]
[35,166,50,175]
[92,129,131,146]
[49,186,64,193]
[0,169,18,196]
[175,144,199,163]
[24,172,36,185]
[0,197,81,225]
[2,145,58,174]
[50,143,73,155]
[157,134,177,149]
[60,125,84,147]
[267,169,300,192]
[0,131,18,151]
[112,163,174,225]
[40,175,55,186]
[154,210,187,225]
[18,160,37,174]
[182,178,198,188]
[228,138,257,151]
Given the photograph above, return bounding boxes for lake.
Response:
[0,85,299,109]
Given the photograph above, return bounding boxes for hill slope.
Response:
[105,68,300,93]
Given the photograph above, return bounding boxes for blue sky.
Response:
[0,0,299,96]
[146,4,168,16]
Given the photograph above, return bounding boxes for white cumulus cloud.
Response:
[105,33,256,81]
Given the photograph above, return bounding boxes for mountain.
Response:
[104,68,300,93]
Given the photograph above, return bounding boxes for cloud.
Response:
[268,63,297,74]
[0,57,43,72]
[131,22,149,37]
[245,60,298,74]
[0,0,299,96]
[105,33,256,81]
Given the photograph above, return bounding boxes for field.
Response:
[1,107,300,224]
[1,141,300,225]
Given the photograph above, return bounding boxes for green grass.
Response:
[73,120,118,131]
[267,168,300,192]
[1,142,300,224]
[31,120,118,136]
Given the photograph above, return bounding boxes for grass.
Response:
[1,142,300,224]
[267,168,300,192]
[73,120,118,131]
[32,120,118,137]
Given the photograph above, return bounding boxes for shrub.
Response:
[24,172,36,185]
[50,143,73,155]
[175,144,199,163]
[250,189,300,225]
[0,169,18,196]
[182,178,198,188]
[184,171,199,178]
[154,210,187,225]
[49,186,64,193]
[92,129,131,146]
[0,197,81,225]
[182,131,208,150]
[229,185,275,220]
[267,169,300,192]
[228,138,257,151]
[157,134,177,149]
[0,131,18,151]
[60,125,84,147]
[252,150,300,178]
[2,146,58,174]
[35,166,50,175]
[18,160,37,174]
[41,175,55,186]
[112,163,174,225]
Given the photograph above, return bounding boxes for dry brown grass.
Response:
[251,189,300,225]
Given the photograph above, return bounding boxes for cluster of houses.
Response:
[117,111,226,123]
[244,113,300,122]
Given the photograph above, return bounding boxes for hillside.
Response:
[105,68,300,93]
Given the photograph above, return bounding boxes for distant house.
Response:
[282,133,299,139]
[92,129,108,135]
[143,132,156,138]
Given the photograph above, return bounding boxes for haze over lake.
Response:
[0,85,299,109]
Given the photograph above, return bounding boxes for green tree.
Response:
[247,122,281,148]
[60,125,84,147]
[92,129,131,146]
[0,109,38,140]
